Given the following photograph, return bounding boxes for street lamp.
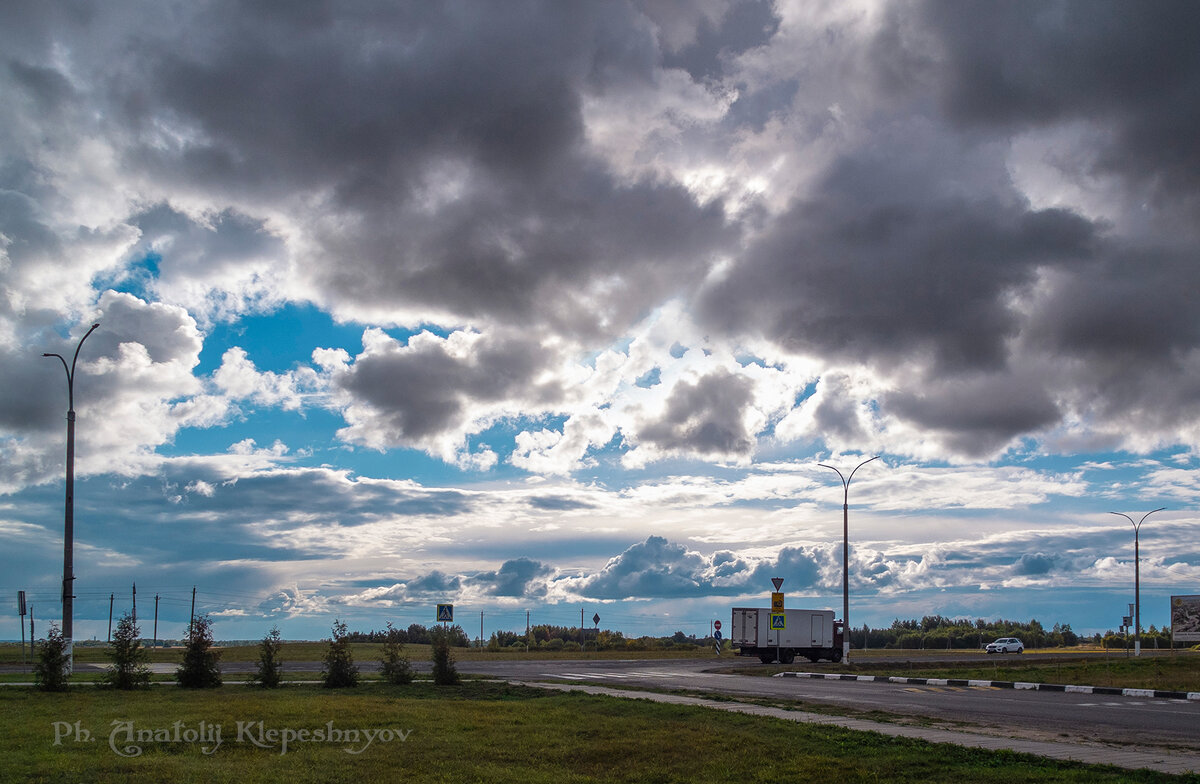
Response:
[43,322,100,674]
[1110,507,1165,657]
[818,455,880,665]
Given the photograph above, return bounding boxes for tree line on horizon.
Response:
[345,615,1180,652]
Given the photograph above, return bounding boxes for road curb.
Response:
[772,671,1200,701]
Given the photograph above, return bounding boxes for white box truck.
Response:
[731,607,844,664]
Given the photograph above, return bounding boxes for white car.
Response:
[986,637,1024,654]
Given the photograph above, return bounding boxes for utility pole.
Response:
[190,586,196,639]
[132,582,136,624]
[526,610,530,653]
[480,611,484,649]
[1111,509,1166,657]
[107,593,114,642]
[43,323,101,674]
[153,594,160,649]
[18,591,27,671]
[819,455,881,665]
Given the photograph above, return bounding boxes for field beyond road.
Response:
[733,650,1200,693]
[3,681,1195,783]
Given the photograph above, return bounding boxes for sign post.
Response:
[713,619,722,655]
[17,591,26,671]
[770,578,785,663]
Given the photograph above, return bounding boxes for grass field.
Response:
[2,681,1193,783]
[739,652,1200,692]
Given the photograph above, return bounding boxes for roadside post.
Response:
[713,619,722,655]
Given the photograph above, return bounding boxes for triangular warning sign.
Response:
[771,577,784,591]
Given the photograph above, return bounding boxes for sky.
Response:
[3,0,1200,644]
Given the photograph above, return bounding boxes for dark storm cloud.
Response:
[886,375,1061,458]
[806,374,868,444]
[1013,552,1057,577]
[699,145,1098,373]
[122,205,285,286]
[405,571,462,595]
[15,0,735,338]
[529,495,596,512]
[470,557,552,598]
[658,0,782,81]
[336,332,560,442]
[160,466,473,522]
[739,545,823,590]
[914,0,1200,209]
[636,369,756,457]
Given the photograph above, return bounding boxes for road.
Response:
[450,657,1200,751]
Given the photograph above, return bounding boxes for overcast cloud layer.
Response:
[2,1,1198,640]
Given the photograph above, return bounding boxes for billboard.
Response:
[1170,595,1200,642]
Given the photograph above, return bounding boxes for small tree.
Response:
[176,614,222,688]
[102,613,151,690]
[380,622,414,685]
[321,619,359,688]
[431,626,460,686]
[250,625,283,688]
[34,624,71,692]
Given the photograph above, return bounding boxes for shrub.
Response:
[431,626,460,685]
[34,624,71,692]
[250,626,283,688]
[103,613,151,690]
[176,614,222,688]
[380,622,415,685]
[321,619,359,688]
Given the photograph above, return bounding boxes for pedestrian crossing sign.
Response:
[437,603,454,622]
[770,612,786,630]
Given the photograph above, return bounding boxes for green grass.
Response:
[733,652,1200,692]
[2,681,1193,783]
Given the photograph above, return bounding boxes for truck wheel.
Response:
[759,654,774,664]
[780,650,796,665]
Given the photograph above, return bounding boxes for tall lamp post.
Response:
[43,322,100,674]
[1111,507,1165,657]
[818,455,880,665]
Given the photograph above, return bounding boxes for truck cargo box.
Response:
[730,607,842,664]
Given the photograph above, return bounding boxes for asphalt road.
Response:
[450,657,1200,751]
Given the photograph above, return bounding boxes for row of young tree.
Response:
[32,614,462,692]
